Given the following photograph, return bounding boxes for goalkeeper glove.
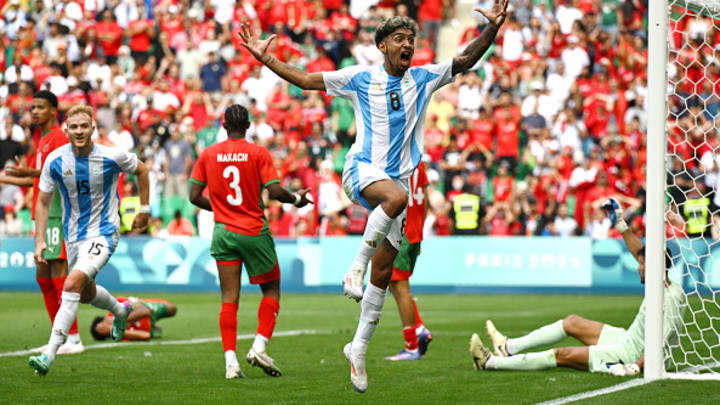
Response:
[608,363,641,376]
[601,198,628,233]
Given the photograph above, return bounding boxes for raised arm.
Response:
[0,174,34,187]
[235,23,326,91]
[452,0,509,76]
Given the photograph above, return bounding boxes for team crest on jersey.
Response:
[64,169,73,176]
[372,84,383,91]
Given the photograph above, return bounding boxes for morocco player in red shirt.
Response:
[189,105,312,379]
[0,90,82,354]
[385,162,432,361]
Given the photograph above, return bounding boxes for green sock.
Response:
[488,349,557,371]
[506,320,567,355]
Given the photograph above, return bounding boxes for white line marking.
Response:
[0,329,327,358]
[534,379,651,405]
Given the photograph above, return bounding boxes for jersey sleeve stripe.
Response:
[263,178,279,188]
[190,178,206,186]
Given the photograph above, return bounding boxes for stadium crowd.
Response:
[0,0,717,240]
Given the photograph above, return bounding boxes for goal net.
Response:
[658,0,720,379]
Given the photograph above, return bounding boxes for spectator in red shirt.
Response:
[126,4,155,63]
[166,210,195,236]
[417,0,444,50]
[95,9,123,64]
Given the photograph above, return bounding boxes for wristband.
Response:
[293,193,302,207]
[139,205,151,214]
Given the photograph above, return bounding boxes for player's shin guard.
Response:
[36,277,60,324]
[52,277,78,335]
[403,326,418,351]
[89,285,126,316]
[254,297,279,353]
[487,350,557,371]
[353,207,394,270]
[506,320,567,355]
[351,283,386,355]
[219,302,239,352]
[45,291,80,362]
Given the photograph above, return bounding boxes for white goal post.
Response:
[647,0,720,380]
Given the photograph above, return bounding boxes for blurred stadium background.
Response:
[2,0,720,402]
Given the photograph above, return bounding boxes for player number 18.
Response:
[46,227,60,246]
[223,165,243,206]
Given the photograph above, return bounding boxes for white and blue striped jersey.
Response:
[39,143,138,244]
[323,59,454,179]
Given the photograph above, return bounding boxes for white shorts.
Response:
[588,324,634,373]
[342,157,408,250]
[67,234,119,280]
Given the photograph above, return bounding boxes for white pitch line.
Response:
[0,329,327,358]
[534,379,651,405]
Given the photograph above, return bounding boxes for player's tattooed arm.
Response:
[189,181,212,211]
[452,0,509,75]
[235,22,326,91]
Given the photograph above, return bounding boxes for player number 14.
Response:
[223,165,243,206]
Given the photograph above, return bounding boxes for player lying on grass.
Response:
[90,297,177,341]
[470,198,686,376]
[189,105,312,380]
[28,105,150,376]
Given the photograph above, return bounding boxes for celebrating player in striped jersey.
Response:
[237,0,509,392]
[28,105,150,376]
[470,199,686,376]
[0,91,83,354]
[189,105,312,380]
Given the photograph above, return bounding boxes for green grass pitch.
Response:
[0,292,718,404]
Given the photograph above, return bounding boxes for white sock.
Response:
[252,334,268,353]
[352,206,394,270]
[224,350,239,368]
[415,324,426,336]
[490,350,557,371]
[89,285,126,317]
[44,291,80,362]
[351,283,387,356]
[506,320,567,355]
[68,333,82,344]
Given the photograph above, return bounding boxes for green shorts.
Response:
[42,217,66,261]
[210,223,279,284]
[139,301,169,322]
[588,325,634,373]
[391,236,421,281]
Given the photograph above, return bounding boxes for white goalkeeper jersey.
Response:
[323,59,454,180]
[620,281,686,361]
[39,143,138,244]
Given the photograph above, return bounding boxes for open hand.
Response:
[475,0,510,27]
[235,22,276,63]
[34,241,48,265]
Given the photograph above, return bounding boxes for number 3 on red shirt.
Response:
[223,165,243,206]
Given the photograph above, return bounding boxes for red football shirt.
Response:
[30,125,69,219]
[191,138,279,236]
[405,162,429,244]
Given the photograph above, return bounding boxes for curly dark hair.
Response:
[375,16,418,46]
[90,316,108,341]
[224,104,250,131]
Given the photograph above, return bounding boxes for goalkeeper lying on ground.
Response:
[91,297,177,341]
[470,198,686,376]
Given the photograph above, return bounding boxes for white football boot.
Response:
[342,265,365,302]
[343,343,368,393]
[469,333,492,370]
[246,347,282,377]
[57,341,85,355]
[225,364,245,379]
[485,320,508,357]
